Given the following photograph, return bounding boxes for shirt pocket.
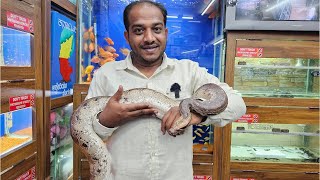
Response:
[163,83,192,102]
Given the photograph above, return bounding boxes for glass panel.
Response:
[193,125,214,154]
[0,108,33,157]
[69,0,77,5]
[0,26,32,67]
[50,104,73,179]
[234,57,320,98]
[231,122,319,163]
[235,0,319,21]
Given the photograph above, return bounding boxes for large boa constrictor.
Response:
[71,83,228,180]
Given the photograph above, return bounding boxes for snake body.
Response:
[71,83,228,180]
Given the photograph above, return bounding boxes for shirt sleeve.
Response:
[86,71,118,139]
[191,62,247,127]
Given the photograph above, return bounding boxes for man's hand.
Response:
[161,106,202,136]
[98,85,158,128]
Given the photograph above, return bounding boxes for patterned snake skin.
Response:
[71,83,228,180]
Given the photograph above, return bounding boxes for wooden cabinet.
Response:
[222,31,320,180]
[0,0,43,179]
[42,0,77,179]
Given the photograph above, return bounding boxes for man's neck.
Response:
[132,57,163,78]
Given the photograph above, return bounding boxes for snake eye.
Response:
[196,98,206,101]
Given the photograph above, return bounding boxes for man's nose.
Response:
[143,29,155,43]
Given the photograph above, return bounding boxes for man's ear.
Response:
[124,31,129,43]
[165,28,168,38]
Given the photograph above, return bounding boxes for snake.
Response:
[70,83,228,180]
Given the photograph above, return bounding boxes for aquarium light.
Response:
[182,16,193,19]
[181,49,199,54]
[201,0,216,16]
[265,0,289,12]
[167,15,178,19]
[213,38,224,45]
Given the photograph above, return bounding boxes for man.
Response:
[86,1,246,179]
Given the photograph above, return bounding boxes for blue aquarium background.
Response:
[81,0,225,78]
[0,108,32,137]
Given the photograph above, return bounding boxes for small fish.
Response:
[120,48,130,56]
[105,46,116,53]
[90,56,101,63]
[192,136,196,140]
[194,131,202,137]
[197,128,205,133]
[99,47,113,58]
[105,37,114,46]
[112,53,119,58]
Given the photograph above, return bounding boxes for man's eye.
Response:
[133,29,143,34]
[154,27,162,33]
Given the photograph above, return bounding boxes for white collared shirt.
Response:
[86,53,246,180]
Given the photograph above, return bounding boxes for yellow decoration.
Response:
[59,35,74,59]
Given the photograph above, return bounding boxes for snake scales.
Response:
[71,83,228,180]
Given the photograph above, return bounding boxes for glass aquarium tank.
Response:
[78,0,225,83]
[78,0,226,155]
[0,26,32,66]
[0,108,33,157]
[234,57,319,98]
[50,103,73,180]
[231,122,319,163]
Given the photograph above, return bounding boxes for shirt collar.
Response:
[115,52,175,71]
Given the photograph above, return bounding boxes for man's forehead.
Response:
[128,5,164,27]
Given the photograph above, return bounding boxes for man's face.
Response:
[124,4,168,65]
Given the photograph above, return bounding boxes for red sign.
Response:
[235,114,259,123]
[9,94,35,111]
[7,11,34,33]
[194,175,212,180]
[230,178,256,180]
[15,166,35,180]
[236,48,263,58]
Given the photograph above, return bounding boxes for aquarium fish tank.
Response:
[231,122,319,163]
[0,26,32,67]
[234,57,320,99]
[0,107,33,157]
[78,0,225,83]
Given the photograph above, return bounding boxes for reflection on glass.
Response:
[236,0,319,21]
[0,26,32,67]
[231,122,319,163]
[50,104,73,180]
[234,58,320,98]
[0,108,33,157]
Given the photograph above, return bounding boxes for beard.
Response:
[130,46,166,66]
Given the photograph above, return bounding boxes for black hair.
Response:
[123,0,168,31]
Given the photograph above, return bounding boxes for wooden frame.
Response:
[41,0,77,178]
[0,0,43,179]
[222,31,320,180]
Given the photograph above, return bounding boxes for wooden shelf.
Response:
[51,95,73,109]
[51,0,76,16]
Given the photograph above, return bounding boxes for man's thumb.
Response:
[111,85,123,102]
